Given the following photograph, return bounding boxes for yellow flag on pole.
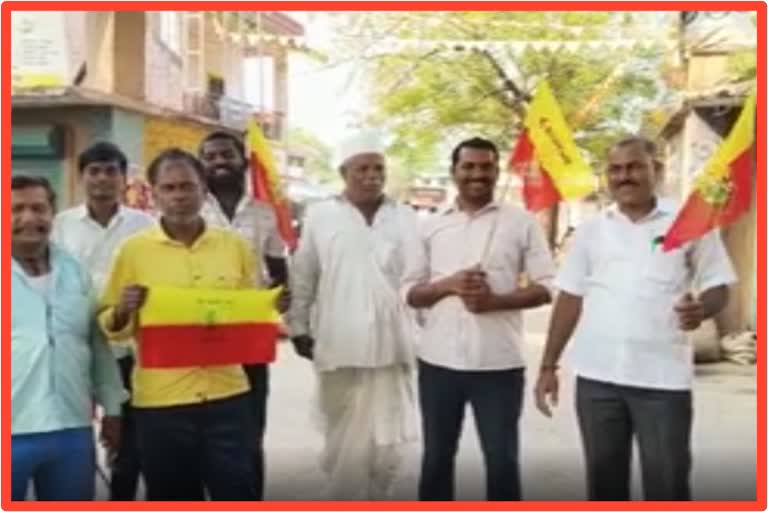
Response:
[523,80,594,200]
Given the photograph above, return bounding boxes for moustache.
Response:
[12,225,48,235]
[90,185,117,194]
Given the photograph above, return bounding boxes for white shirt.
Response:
[288,196,420,372]
[555,198,737,390]
[402,201,556,371]
[52,204,156,359]
[201,194,286,272]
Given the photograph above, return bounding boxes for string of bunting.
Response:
[211,18,673,55]
[210,16,313,52]
[373,37,675,55]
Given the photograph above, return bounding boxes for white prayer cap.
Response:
[333,130,388,169]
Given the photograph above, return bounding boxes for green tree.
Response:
[726,51,757,81]
[328,11,671,179]
[283,126,339,186]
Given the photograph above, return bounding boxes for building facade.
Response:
[11,11,304,207]
[658,11,757,338]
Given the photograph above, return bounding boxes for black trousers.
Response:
[109,355,141,501]
[243,364,269,500]
[134,393,256,501]
[576,377,692,501]
[418,360,525,501]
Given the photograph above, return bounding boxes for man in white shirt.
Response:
[52,142,155,500]
[288,132,419,500]
[403,137,555,501]
[534,136,737,501]
[198,131,289,500]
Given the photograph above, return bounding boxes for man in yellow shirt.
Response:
[99,149,260,500]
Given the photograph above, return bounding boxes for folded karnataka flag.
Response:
[138,287,282,368]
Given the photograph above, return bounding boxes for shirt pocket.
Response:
[587,245,636,292]
[642,249,687,296]
[483,228,521,273]
[208,270,246,289]
[484,231,525,293]
[52,284,93,341]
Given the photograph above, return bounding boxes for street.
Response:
[95,307,758,501]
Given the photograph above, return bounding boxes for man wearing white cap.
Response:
[288,132,419,500]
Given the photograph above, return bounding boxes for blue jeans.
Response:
[418,360,525,501]
[12,427,95,501]
[135,393,256,501]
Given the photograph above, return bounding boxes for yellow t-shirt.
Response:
[99,223,261,408]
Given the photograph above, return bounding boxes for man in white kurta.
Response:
[288,134,418,500]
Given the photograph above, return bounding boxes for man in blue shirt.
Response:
[11,175,126,501]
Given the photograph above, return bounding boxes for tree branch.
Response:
[436,13,530,114]
[383,49,442,96]
[476,49,530,118]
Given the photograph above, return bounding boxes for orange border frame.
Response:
[2,2,765,510]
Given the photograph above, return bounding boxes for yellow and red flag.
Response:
[247,118,298,250]
[509,129,561,211]
[663,90,756,251]
[509,80,595,211]
[139,287,281,368]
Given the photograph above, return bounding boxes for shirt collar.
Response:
[147,219,214,248]
[77,203,126,225]
[76,204,89,220]
[441,199,502,216]
[605,197,675,222]
[335,193,396,208]
[11,243,65,278]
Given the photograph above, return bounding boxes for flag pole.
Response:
[256,11,265,115]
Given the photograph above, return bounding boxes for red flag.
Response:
[247,119,298,251]
[508,129,561,212]
[663,90,755,251]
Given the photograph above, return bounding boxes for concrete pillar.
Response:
[274,49,288,115]
[84,12,115,93]
[113,12,146,100]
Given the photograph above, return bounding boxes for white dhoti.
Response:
[314,364,418,500]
